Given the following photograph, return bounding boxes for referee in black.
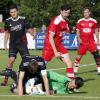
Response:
[0,5,34,86]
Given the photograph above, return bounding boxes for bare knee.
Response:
[61,53,72,67]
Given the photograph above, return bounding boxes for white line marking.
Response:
[48,63,95,71]
[0,95,100,99]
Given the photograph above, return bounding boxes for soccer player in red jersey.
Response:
[74,7,100,75]
[42,4,75,79]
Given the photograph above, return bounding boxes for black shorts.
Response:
[9,44,29,58]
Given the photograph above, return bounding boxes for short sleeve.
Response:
[48,19,57,34]
[4,20,9,31]
[76,22,81,31]
[38,58,46,70]
[93,22,97,30]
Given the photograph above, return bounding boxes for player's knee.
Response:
[61,54,72,66]
[61,53,70,60]
[76,55,82,59]
[92,50,100,64]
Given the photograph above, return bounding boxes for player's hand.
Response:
[96,40,100,46]
[4,44,8,51]
[79,39,82,45]
[55,52,61,58]
[45,91,50,96]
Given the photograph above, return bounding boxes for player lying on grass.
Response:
[10,71,84,95]
[0,55,50,96]
[0,55,84,95]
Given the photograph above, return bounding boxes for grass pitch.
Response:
[0,50,100,100]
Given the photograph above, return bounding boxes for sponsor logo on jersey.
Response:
[83,28,91,33]
[11,24,22,31]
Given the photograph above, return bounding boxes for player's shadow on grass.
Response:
[84,78,95,82]
[74,91,88,94]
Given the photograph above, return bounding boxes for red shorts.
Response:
[42,44,68,61]
[78,42,97,55]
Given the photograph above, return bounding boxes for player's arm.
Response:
[95,28,99,45]
[76,21,82,44]
[18,71,25,96]
[76,29,82,44]
[4,31,9,50]
[41,70,50,95]
[4,20,10,50]
[49,32,61,58]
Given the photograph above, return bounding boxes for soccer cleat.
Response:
[0,69,11,77]
[97,72,100,75]
[9,83,17,93]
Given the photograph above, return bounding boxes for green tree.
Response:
[1,0,100,27]
[0,0,14,20]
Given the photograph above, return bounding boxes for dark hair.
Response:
[9,5,18,11]
[75,77,84,89]
[60,4,71,11]
[27,59,39,74]
[83,7,91,11]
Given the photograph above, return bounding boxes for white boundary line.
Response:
[48,63,95,71]
[0,95,100,99]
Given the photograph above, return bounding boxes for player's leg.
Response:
[61,53,75,79]
[74,55,82,73]
[89,42,100,74]
[57,45,74,79]
[0,46,17,86]
[42,47,54,65]
[73,44,87,73]
[92,50,100,74]
[18,44,30,59]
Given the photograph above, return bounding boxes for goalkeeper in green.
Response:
[48,71,84,94]
[23,71,84,94]
[8,56,84,95]
[9,71,84,95]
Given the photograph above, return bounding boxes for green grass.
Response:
[0,22,4,28]
[0,50,100,100]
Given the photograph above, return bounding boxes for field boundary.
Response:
[48,63,95,71]
[0,95,100,99]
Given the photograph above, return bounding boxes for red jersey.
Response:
[44,14,69,48]
[76,18,97,43]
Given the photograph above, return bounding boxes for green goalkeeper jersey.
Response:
[47,71,73,94]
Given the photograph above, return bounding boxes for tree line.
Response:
[0,0,100,28]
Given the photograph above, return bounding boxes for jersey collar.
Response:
[83,17,92,21]
[11,16,20,21]
[59,14,66,22]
